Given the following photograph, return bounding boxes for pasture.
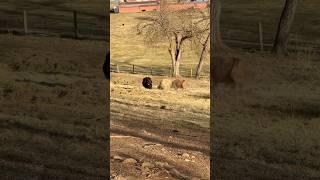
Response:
[110,73,210,179]
[212,1,320,178]
[0,34,108,178]
[0,0,107,40]
[110,12,210,78]
[221,0,320,51]
[212,50,320,178]
[0,1,109,178]
[110,10,211,179]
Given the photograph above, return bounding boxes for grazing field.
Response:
[212,50,320,179]
[0,34,108,179]
[110,73,210,179]
[221,0,320,50]
[110,12,210,78]
[110,10,211,179]
[215,0,320,178]
[0,0,107,40]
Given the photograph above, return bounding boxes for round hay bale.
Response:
[142,77,152,89]
[158,79,172,90]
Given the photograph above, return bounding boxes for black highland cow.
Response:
[142,77,152,89]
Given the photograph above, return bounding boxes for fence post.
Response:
[73,11,79,39]
[259,21,264,53]
[132,65,135,74]
[150,67,153,75]
[23,10,28,35]
[190,68,193,78]
[169,67,172,77]
[105,13,108,42]
[116,64,120,73]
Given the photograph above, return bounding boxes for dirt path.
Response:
[110,74,210,179]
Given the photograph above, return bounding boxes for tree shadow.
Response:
[111,126,209,155]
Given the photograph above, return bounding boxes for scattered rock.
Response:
[142,162,155,169]
[182,153,190,158]
[160,105,166,109]
[122,158,137,164]
[185,159,191,162]
[155,161,169,167]
[142,143,161,148]
[112,155,124,161]
[114,176,138,180]
[191,155,196,159]
[172,129,179,133]
[142,130,152,136]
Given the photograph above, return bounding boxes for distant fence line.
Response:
[222,21,320,54]
[110,62,210,79]
[0,9,108,41]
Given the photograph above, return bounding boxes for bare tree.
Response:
[195,32,210,79]
[137,6,209,77]
[272,0,299,55]
[211,0,229,54]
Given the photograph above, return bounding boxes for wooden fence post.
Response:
[190,68,193,78]
[259,21,264,53]
[73,11,79,39]
[132,65,135,74]
[105,13,108,42]
[23,10,28,35]
[169,67,172,77]
[116,64,120,73]
[150,67,153,75]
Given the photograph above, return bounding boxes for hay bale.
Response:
[158,79,172,90]
[142,77,152,89]
[171,79,186,89]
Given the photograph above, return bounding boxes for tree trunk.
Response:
[272,0,298,56]
[195,33,210,79]
[174,60,180,77]
[168,36,183,77]
[212,0,226,54]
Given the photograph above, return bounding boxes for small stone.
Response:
[182,153,190,158]
[113,155,123,160]
[160,105,166,109]
[191,155,196,159]
[122,158,137,164]
[185,159,191,162]
[142,162,155,169]
[155,161,169,167]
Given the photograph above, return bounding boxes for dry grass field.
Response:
[0,0,107,40]
[0,34,108,179]
[212,50,320,179]
[110,12,210,78]
[221,0,320,46]
[0,1,109,178]
[110,73,210,179]
[110,10,211,179]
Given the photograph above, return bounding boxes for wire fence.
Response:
[110,62,210,79]
[0,9,108,41]
[221,21,320,54]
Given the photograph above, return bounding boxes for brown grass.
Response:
[213,50,320,178]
